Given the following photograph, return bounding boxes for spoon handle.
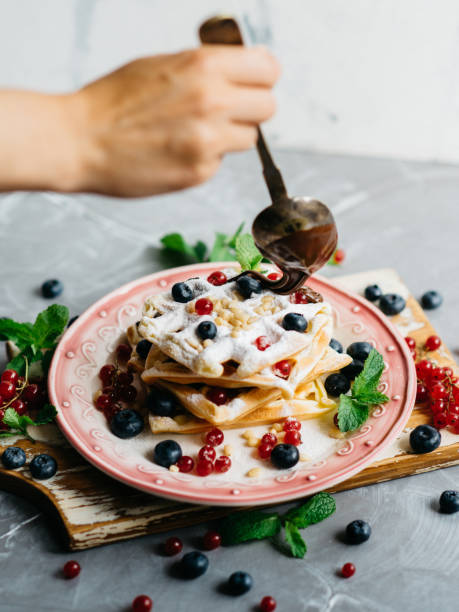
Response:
[198,16,288,202]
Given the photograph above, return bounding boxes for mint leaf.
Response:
[32,304,69,349]
[160,233,196,257]
[338,395,369,432]
[193,240,208,263]
[284,492,336,528]
[227,222,245,249]
[33,404,58,425]
[352,349,385,398]
[3,407,21,430]
[219,510,281,545]
[0,319,34,349]
[354,390,389,405]
[284,521,307,558]
[235,234,263,270]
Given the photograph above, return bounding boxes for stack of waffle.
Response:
[127,273,351,434]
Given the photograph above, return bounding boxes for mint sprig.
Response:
[2,405,57,442]
[234,234,263,271]
[218,492,335,559]
[338,349,389,432]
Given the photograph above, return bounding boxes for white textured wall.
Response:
[0,0,458,163]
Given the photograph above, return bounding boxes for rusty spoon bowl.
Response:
[199,16,338,293]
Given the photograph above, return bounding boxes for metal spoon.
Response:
[199,16,338,294]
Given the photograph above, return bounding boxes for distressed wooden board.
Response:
[1,268,457,551]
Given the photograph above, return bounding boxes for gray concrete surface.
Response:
[1,149,459,611]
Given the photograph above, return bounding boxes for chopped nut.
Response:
[299,453,310,462]
[247,317,258,325]
[269,427,278,435]
[93,389,102,402]
[221,298,230,307]
[169,465,179,472]
[242,431,253,440]
[221,310,231,321]
[328,428,346,439]
[231,330,239,338]
[203,339,213,348]
[186,302,195,314]
[273,423,283,432]
[215,317,225,326]
[246,437,260,448]
[246,467,261,478]
[223,444,233,456]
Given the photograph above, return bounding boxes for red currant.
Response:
[430,383,447,401]
[416,359,432,381]
[291,290,310,304]
[63,560,81,579]
[255,336,271,351]
[451,377,459,385]
[22,384,39,404]
[448,413,459,428]
[453,386,459,402]
[425,335,441,351]
[116,343,132,362]
[273,360,292,379]
[0,381,15,400]
[284,419,301,431]
[430,399,446,413]
[429,367,444,385]
[333,413,339,428]
[449,403,459,415]
[103,403,122,420]
[177,456,194,473]
[132,595,153,612]
[207,270,227,286]
[258,443,274,459]
[120,385,137,403]
[333,248,345,264]
[442,367,453,379]
[261,433,277,446]
[203,530,221,550]
[164,536,183,556]
[433,412,448,429]
[205,428,224,447]
[341,562,355,578]
[102,386,120,402]
[1,370,18,385]
[195,298,213,316]
[196,459,214,476]
[267,272,281,281]
[117,371,134,387]
[10,399,26,415]
[416,383,428,403]
[206,387,228,405]
[260,596,277,612]
[405,337,416,349]
[99,364,116,386]
[214,455,231,473]
[96,394,113,410]
[198,445,216,462]
[284,430,302,445]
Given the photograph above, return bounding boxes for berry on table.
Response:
[439,490,459,514]
[329,338,343,353]
[1,446,26,469]
[203,530,221,550]
[430,399,446,413]
[116,343,132,362]
[132,595,153,612]
[177,456,194,473]
[409,424,441,453]
[228,571,253,595]
[255,336,271,351]
[260,596,277,612]
[136,339,152,360]
[41,279,63,298]
[236,276,262,299]
[282,313,307,332]
[341,562,356,578]
[154,440,182,468]
[30,454,58,479]
[1,369,18,385]
[433,412,448,430]
[347,341,373,362]
[205,428,224,447]
[146,388,178,417]
[180,551,209,579]
[430,383,447,401]
[284,430,301,446]
[198,445,216,462]
[99,364,116,386]
[416,359,433,381]
[272,360,292,379]
[364,284,382,302]
[207,270,227,286]
[270,444,299,469]
[196,320,217,340]
[10,399,26,415]
[421,290,443,310]
[171,282,193,303]
[110,409,144,439]
[379,293,406,316]
[196,459,214,477]
[405,337,416,349]
[0,380,16,401]
[425,335,441,352]
[195,298,213,316]
[206,387,228,405]
[346,520,371,544]
[63,560,81,579]
[416,383,428,403]
[164,536,183,556]
[325,373,350,397]
[341,360,364,381]
[215,456,231,473]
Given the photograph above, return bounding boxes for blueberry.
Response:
[270,444,299,469]
[235,276,262,299]
[364,284,382,302]
[67,315,79,327]
[439,490,459,514]
[282,313,307,332]
[2,446,26,470]
[324,373,350,397]
[421,290,443,311]
[154,439,182,468]
[171,282,193,303]
[146,388,178,417]
[379,293,406,316]
[329,338,343,353]
[409,424,441,454]
[110,409,144,439]
[227,571,253,595]
[347,341,373,362]
[136,339,152,360]
[41,279,63,299]
[346,519,371,544]
[180,551,209,579]
[341,359,364,380]
[196,320,217,340]
[30,454,57,479]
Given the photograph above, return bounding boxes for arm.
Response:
[0,46,280,197]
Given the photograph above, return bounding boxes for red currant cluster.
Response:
[258,419,302,459]
[410,335,459,431]
[0,368,47,429]
[177,427,231,477]
[95,343,136,421]
[406,334,441,361]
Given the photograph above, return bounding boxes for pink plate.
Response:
[49,263,416,506]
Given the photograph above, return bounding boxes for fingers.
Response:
[222,86,276,123]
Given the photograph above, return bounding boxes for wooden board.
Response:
[1,268,457,550]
